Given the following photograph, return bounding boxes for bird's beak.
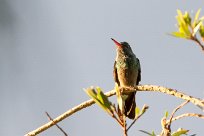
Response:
[111,38,122,47]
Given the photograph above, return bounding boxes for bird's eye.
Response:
[125,45,130,49]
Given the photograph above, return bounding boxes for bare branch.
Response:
[45,112,68,136]
[123,85,204,109]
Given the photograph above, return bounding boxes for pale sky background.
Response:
[0,0,204,136]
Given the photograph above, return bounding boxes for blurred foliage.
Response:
[139,130,156,136]
[170,8,204,53]
[140,127,189,136]
[171,9,204,40]
[172,128,189,136]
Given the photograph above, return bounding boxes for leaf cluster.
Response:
[171,9,204,40]
[85,87,114,115]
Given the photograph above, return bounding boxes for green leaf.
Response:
[151,131,156,136]
[199,23,204,37]
[177,10,185,25]
[85,87,111,114]
[193,9,201,28]
[176,10,191,37]
[115,83,124,113]
[165,111,169,118]
[134,105,148,119]
[180,22,191,36]
[86,88,103,106]
[135,106,140,117]
[86,88,98,101]
[96,87,105,104]
[139,130,154,136]
[96,87,112,109]
[141,105,149,114]
[172,128,189,136]
[170,32,188,39]
[183,12,191,25]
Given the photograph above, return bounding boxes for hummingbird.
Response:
[111,38,141,119]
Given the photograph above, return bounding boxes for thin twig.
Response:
[168,100,189,127]
[108,110,123,127]
[25,85,204,136]
[127,105,149,131]
[127,113,143,131]
[45,112,68,136]
[167,113,204,123]
[191,36,204,52]
[123,115,127,136]
[113,115,123,127]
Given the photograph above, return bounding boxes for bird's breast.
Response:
[116,57,139,87]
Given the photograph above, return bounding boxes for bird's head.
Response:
[111,38,133,53]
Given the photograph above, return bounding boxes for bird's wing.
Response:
[136,58,141,85]
[113,61,120,86]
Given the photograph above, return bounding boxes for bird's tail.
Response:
[125,92,136,119]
